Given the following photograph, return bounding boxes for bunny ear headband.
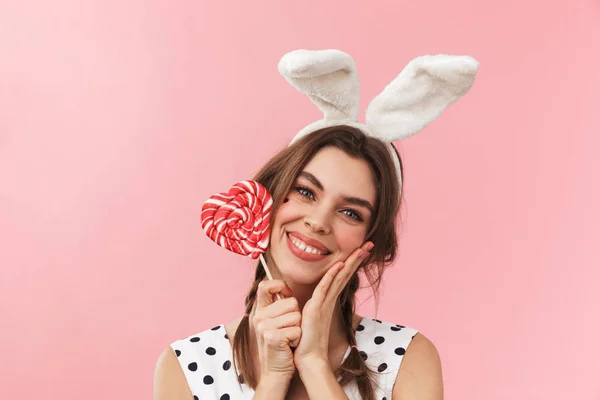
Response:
[278,49,480,195]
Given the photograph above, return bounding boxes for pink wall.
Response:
[1,1,599,399]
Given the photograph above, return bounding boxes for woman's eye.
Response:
[342,209,363,222]
[293,186,363,222]
[294,186,315,200]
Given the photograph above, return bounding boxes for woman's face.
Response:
[268,146,377,285]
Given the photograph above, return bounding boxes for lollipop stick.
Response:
[259,253,282,301]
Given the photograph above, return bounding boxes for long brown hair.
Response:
[232,126,404,399]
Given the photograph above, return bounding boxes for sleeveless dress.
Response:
[171,317,419,400]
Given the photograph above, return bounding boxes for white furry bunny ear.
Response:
[278,49,360,121]
[365,54,479,141]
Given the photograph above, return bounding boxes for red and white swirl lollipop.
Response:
[201,180,280,295]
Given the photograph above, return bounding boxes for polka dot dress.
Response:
[170,317,418,399]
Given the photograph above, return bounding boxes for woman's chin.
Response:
[279,265,325,286]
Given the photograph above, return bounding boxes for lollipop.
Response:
[201,180,281,298]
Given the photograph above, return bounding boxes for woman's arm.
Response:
[392,333,443,400]
[292,246,373,399]
[154,347,193,400]
[253,374,295,400]
[296,358,349,400]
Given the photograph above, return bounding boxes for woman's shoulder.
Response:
[356,316,420,341]
[168,323,232,371]
[354,316,420,368]
[393,330,443,399]
[356,316,442,398]
[170,323,228,349]
[154,322,235,400]
[356,316,438,362]
[154,345,193,400]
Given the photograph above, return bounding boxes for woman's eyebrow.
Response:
[298,171,374,214]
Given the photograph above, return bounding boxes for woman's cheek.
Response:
[339,228,367,253]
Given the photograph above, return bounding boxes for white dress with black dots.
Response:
[171,317,418,400]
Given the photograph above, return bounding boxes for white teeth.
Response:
[289,235,325,255]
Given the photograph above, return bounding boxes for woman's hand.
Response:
[292,241,373,370]
[252,279,302,382]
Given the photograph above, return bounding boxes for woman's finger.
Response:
[255,297,300,320]
[256,280,292,309]
[310,261,344,306]
[255,311,302,335]
[326,244,372,302]
[262,326,302,348]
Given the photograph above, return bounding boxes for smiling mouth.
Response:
[286,233,331,255]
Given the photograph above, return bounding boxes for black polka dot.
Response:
[378,363,388,372]
[397,324,405,328]
[194,396,198,400]
[372,318,382,323]
[211,326,221,331]
[203,375,214,385]
[238,374,245,384]
[391,326,402,331]
[220,395,230,400]
[382,397,387,400]
[190,337,200,343]
[206,347,217,356]
[223,360,231,371]
[175,349,181,357]
[359,351,368,361]
[224,333,229,339]
[395,347,406,356]
[357,324,365,331]
[374,336,385,345]
[188,362,197,371]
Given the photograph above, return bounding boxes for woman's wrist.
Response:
[254,372,294,399]
[296,357,349,400]
[295,355,330,375]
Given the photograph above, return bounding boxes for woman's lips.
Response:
[287,231,330,253]
[286,233,330,262]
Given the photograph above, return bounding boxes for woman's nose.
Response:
[304,214,331,234]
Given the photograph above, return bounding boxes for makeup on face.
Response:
[285,231,331,262]
[291,172,373,226]
[271,147,377,275]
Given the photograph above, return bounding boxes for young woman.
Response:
[154,49,478,399]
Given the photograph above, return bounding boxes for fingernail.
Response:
[338,262,345,271]
[357,250,364,257]
[366,243,374,251]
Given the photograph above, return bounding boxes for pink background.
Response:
[1,1,599,399]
